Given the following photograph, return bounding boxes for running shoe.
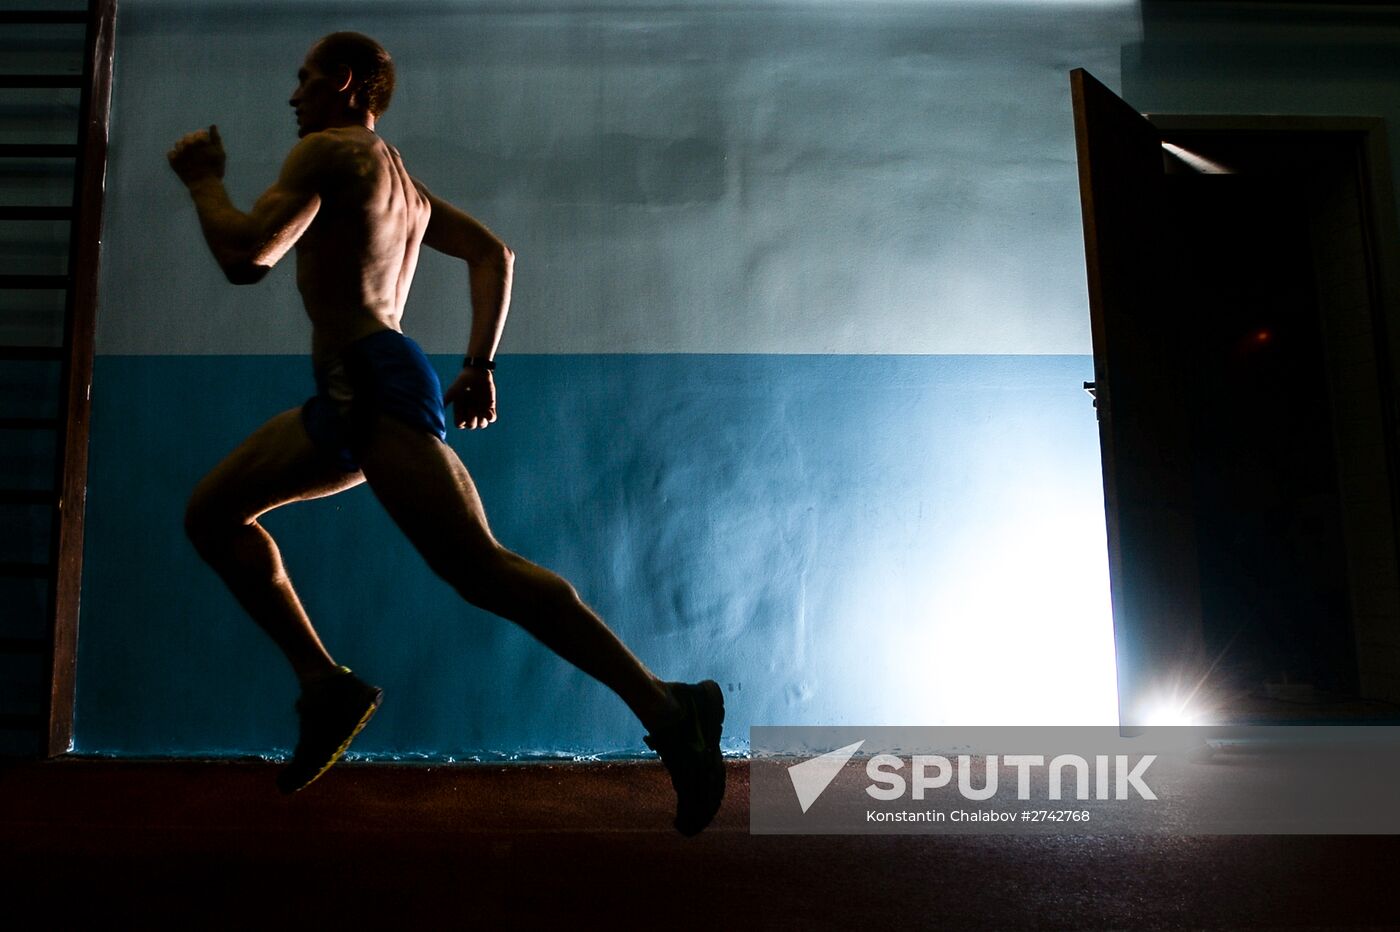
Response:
[276,666,383,795]
[643,679,726,836]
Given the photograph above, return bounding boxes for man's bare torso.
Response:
[293,125,429,367]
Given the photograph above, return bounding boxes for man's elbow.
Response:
[222,259,271,286]
[486,241,514,270]
[468,241,513,272]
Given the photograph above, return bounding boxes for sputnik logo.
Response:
[787,740,865,813]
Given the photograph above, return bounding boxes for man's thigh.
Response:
[189,407,365,524]
[354,413,498,566]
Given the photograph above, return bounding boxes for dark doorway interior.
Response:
[1155,124,1400,719]
[1170,168,1352,698]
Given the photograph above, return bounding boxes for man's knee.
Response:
[184,489,242,557]
[425,539,506,603]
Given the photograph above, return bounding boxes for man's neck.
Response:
[334,113,375,133]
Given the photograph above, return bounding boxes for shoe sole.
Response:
[280,688,383,795]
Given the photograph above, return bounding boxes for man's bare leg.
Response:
[185,406,386,794]
[354,414,683,732]
[184,407,365,685]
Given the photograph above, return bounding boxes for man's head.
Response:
[291,32,395,135]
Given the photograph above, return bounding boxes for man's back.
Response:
[290,125,430,364]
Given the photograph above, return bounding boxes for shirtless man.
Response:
[167,32,724,836]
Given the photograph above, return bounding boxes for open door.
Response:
[1071,69,1207,729]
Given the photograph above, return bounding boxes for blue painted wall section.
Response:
[75,353,1112,757]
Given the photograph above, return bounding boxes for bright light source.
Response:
[1143,698,1204,727]
[1138,673,1221,727]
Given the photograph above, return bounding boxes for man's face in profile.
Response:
[289,45,342,137]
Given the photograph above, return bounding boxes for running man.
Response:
[168,32,725,835]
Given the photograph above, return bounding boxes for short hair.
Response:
[313,32,395,118]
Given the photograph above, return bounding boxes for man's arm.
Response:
[414,179,515,430]
[168,125,326,285]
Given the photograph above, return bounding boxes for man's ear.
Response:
[334,65,353,94]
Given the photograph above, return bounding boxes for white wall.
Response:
[98,0,1140,357]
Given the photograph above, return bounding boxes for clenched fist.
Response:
[167,124,227,186]
[443,366,498,430]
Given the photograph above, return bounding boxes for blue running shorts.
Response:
[301,328,448,472]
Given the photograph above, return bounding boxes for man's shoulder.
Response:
[280,128,378,185]
[288,128,365,162]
